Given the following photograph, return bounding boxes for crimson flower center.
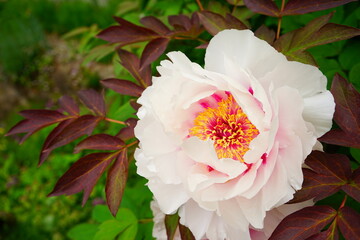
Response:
[189,94,259,162]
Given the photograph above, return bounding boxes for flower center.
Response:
[189,93,259,162]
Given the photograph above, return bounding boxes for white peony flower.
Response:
[135,29,335,240]
[151,199,313,240]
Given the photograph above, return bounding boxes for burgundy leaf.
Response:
[320,74,360,148]
[74,134,125,153]
[199,11,227,36]
[337,206,360,240]
[254,25,276,45]
[140,37,170,69]
[269,206,337,240]
[78,89,106,116]
[196,43,209,49]
[282,0,356,16]
[129,100,141,111]
[243,0,280,17]
[39,119,75,166]
[165,213,179,240]
[224,13,247,30]
[6,110,69,143]
[169,15,192,31]
[58,95,79,116]
[44,115,101,151]
[106,150,128,216]
[179,223,195,240]
[117,49,152,87]
[342,168,360,202]
[49,152,117,205]
[291,151,351,203]
[97,17,159,45]
[140,16,172,35]
[19,109,66,120]
[306,220,338,240]
[101,78,144,97]
[117,118,138,140]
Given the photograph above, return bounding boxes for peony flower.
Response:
[135,29,335,239]
[150,199,313,240]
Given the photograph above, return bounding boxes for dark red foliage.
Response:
[269,206,337,240]
[243,0,280,17]
[49,152,118,205]
[74,134,125,153]
[106,150,128,216]
[282,0,356,16]
[199,11,246,36]
[290,151,352,203]
[179,223,195,240]
[320,74,360,148]
[140,16,172,35]
[342,168,360,203]
[140,37,170,69]
[78,89,106,116]
[101,78,145,97]
[117,49,152,87]
[58,95,79,116]
[337,206,360,240]
[255,25,276,45]
[117,118,138,140]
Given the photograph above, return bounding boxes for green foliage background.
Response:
[0,0,359,239]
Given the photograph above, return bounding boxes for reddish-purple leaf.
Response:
[140,16,172,35]
[101,78,144,97]
[337,206,360,240]
[117,118,137,140]
[291,151,351,203]
[39,119,75,166]
[49,152,116,205]
[58,95,79,116]
[74,134,125,153]
[320,74,360,148]
[179,223,195,240]
[243,0,280,17]
[196,43,209,49]
[78,89,106,116]
[306,220,339,240]
[269,206,337,240]
[342,168,360,202]
[225,13,247,30]
[117,49,152,87]
[6,110,69,143]
[97,17,159,45]
[106,150,128,216]
[129,100,141,111]
[165,213,179,240]
[255,25,276,45]
[169,15,192,31]
[44,115,101,151]
[282,0,356,16]
[140,37,170,69]
[199,11,227,36]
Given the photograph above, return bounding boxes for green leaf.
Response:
[67,223,98,240]
[165,213,180,240]
[350,148,360,165]
[92,205,114,223]
[116,208,138,240]
[349,63,360,91]
[339,41,360,70]
[94,219,126,240]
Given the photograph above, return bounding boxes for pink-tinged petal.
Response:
[148,180,189,214]
[218,198,249,231]
[178,200,213,239]
[205,29,286,79]
[303,91,335,137]
[238,194,266,229]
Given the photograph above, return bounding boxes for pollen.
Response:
[189,93,259,162]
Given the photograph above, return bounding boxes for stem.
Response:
[104,118,127,126]
[139,218,153,224]
[173,36,207,43]
[339,195,347,209]
[231,0,240,14]
[195,0,204,11]
[276,0,286,39]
